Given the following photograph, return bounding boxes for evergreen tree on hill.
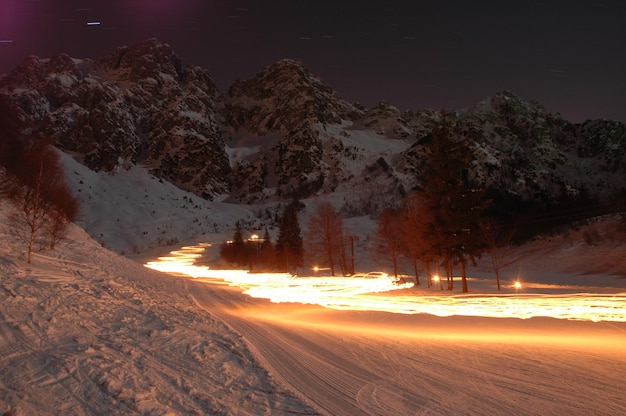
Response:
[276,200,304,273]
[416,111,489,292]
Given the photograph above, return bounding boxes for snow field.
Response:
[0,220,319,415]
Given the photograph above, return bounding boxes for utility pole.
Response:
[347,234,359,275]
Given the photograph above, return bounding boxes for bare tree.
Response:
[372,207,403,278]
[398,194,433,286]
[10,160,46,262]
[306,201,347,276]
[482,217,515,290]
[5,140,79,262]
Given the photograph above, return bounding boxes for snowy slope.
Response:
[2,184,626,415]
[59,151,258,254]
[3,201,626,416]
[0,205,318,415]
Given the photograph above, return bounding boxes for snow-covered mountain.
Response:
[1,38,625,251]
[0,39,229,198]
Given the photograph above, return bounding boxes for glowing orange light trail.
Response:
[145,244,626,323]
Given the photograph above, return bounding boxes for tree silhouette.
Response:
[372,207,404,278]
[4,139,79,262]
[306,201,347,276]
[258,227,276,271]
[482,217,515,290]
[276,200,304,273]
[416,112,488,292]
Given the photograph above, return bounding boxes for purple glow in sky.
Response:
[1,0,625,122]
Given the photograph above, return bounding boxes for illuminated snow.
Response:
[146,243,626,322]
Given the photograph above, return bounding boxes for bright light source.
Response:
[145,243,626,322]
[312,266,320,272]
[249,234,259,240]
[432,275,440,282]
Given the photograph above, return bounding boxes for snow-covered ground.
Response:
[0,207,319,415]
[2,155,626,415]
[2,192,626,414]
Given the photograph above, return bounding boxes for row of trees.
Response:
[220,201,304,273]
[0,98,79,262]
[220,199,358,277]
[219,113,509,293]
[220,112,621,292]
[374,115,491,292]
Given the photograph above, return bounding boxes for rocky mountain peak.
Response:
[0,54,86,93]
[0,38,229,198]
[1,38,625,210]
[225,59,364,135]
[463,90,546,121]
[97,38,183,82]
[361,101,413,138]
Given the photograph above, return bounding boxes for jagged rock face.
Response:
[228,124,326,203]
[98,38,183,84]
[361,101,413,138]
[224,59,364,135]
[2,40,625,208]
[224,59,365,202]
[404,91,626,201]
[0,39,229,198]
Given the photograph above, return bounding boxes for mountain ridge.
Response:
[1,38,625,250]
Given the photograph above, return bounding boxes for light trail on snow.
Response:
[145,243,626,323]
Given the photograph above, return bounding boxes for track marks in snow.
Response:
[0,225,319,415]
[190,281,626,416]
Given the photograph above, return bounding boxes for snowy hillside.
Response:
[59,150,256,253]
[0,204,318,415]
[2,198,625,415]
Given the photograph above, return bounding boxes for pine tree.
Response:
[276,200,304,273]
[417,112,488,292]
[258,227,276,270]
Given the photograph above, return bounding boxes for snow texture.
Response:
[2,167,626,415]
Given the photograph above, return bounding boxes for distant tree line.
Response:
[371,112,490,292]
[220,112,626,293]
[220,200,305,273]
[371,112,625,292]
[220,199,355,277]
[0,97,79,262]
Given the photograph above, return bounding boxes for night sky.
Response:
[1,0,625,122]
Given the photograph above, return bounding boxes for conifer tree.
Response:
[276,200,304,273]
[258,227,276,270]
[417,112,488,292]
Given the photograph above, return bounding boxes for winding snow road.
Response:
[187,277,626,416]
